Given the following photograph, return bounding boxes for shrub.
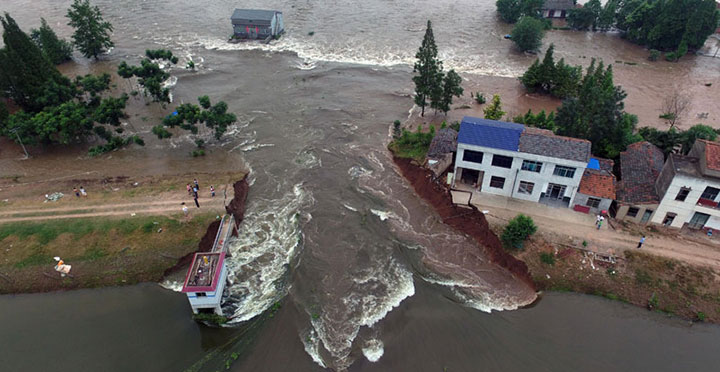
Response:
[540,252,555,265]
[697,311,706,322]
[474,92,486,104]
[648,49,660,61]
[648,293,659,309]
[393,120,401,139]
[501,214,537,250]
[665,52,677,62]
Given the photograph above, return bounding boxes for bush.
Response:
[511,16,545,52]
[540,252,555,265]
[664,52,677,62]
[191,149,206,157]
[648,49,660,61]
[388,125,435,161]
[501,214,537,250]
[393,120,401,139]
[474,92,486,104]
[697,311,706,322]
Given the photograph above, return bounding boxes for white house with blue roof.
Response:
[452,116,592,208]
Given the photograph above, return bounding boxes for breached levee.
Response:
[391,157,537,292]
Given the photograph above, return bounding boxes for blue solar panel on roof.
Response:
[457,116,523,151]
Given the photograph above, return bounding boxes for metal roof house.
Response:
[452,116,591,209]
[231,9,284,40]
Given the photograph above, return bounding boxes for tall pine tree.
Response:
[437,69,463,115]
[67,0,114,60]
[0,13,74,112]
[31,18,74,64]
[413,20,443,117]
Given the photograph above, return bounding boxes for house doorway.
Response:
[640,209,653,224]
[460,168,482,189]
[689,212,710,229]
[546,183,566,199]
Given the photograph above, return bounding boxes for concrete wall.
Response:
[454,143,586,206]
[574,192,612,214]
[651,173,720,228]
[616,203,658,224]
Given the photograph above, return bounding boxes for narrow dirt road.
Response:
[453,190,720,271]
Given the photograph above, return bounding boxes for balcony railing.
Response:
[697,198,719,208]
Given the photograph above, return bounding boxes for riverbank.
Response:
[392,154,720,324]
[0,171,249,294]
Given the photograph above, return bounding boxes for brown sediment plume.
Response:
[163,173,250,277]
[392,157,536,290]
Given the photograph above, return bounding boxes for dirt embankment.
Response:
[392,157,535,290]
[163,174,250,277]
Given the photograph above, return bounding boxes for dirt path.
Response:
[0,198,226,223]
[454,190,720,271]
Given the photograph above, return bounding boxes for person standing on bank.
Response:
[210,185,215,197]
[194,194,200,208]
[637,235,645,248]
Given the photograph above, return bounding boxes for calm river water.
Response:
[2,0,720,371]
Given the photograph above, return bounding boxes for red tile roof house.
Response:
[651,140,720,229]
[613,141,665,224]
[574,158,616,215]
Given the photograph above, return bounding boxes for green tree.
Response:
[510,16,545,52]
[638,127,682,156]
[555,60,638,158]
[567,5,598,30]
[496,0,543,23]
[30,18,74,64]
[596,0,619,31]
[682,124,717,154]
[483,94,505,120]
[519,44,581,98]
[496,0,522,23]
[153,96,237,140]
[436,69,463,115]
[118,50,178,103]
[674,39,688,61]
[501,214,537,250]
[67,0,114,59]
[512,109,557,132]
[0,13,74,112]
[413,20,443,117]
[616,0,719,51]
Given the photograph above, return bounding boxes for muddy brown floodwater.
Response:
[2,0,720,371]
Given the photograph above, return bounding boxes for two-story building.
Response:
[452,117,591,208]
[651,140,720,229]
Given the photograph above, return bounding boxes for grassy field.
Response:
[0,213,219,293]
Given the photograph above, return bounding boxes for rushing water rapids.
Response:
[3,0,720,371]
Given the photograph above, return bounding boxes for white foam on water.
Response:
[342,203,358,212]
[309,257,414,369]
[300,329,327,368]
[223,183,313,323]
[158,280,183,292]
[347,165,371,179]
[370,209,392,221]
[362,338,385,363]
[295,148,322,169]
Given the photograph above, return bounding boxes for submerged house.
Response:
[231,9,284,40]
[541,0,576,19]
[452,116,591,208]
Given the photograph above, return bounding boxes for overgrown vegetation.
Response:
[564,0,718,52]
[520,44,581,99]
[193,312,229,325]
[540,252,555,265]
[638,124,717,157]
[118,49,179,103]
[66,0,114,60]
[501,214,537,250]
[512,109,557,132]
[30,18,74,64]
[483,94,505,120]
[495,0,544,23]
[388,125,436,162]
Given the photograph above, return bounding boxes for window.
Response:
[553,165,576,178]
[662,213,676,226]
[700,186,720,201]
[462,150,484,164]
[521,160,542,173]
[196,292,207,297]
[586,197,601,208]
[489,176,505,189]
[491,154,513,169]
[675,188,691,202]
[518,181,535,194]
[627,207,640,218]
